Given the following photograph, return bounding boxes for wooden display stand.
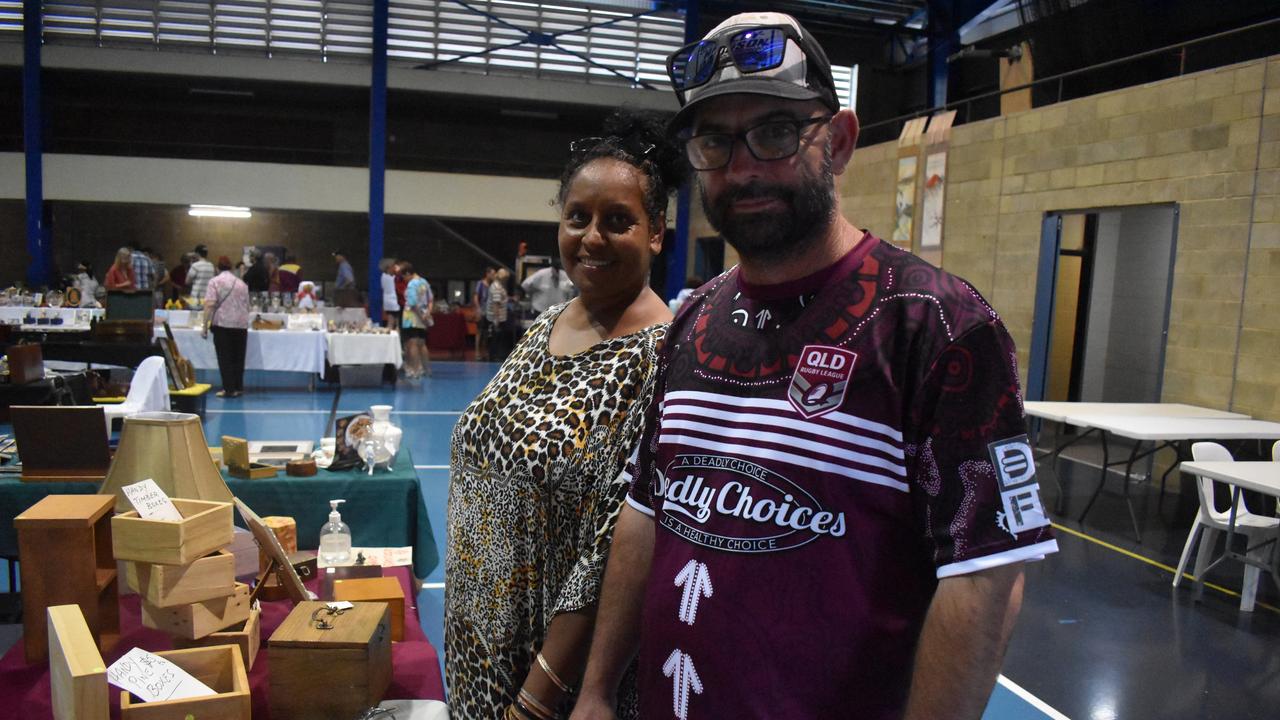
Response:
[173,604,261,671]
[118,645,250,720]
[221,436,277,479]
[15,495,120,663]
[48,605,108,720]
[268,600,392,720]
[111,499,234,565]
[333,577,406,641]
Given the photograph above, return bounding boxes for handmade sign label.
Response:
[121,480,182,521]
[106,647,215,702]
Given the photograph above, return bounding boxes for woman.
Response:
[380,257,401,328]
[72,261,101,306]
[400,262,433,379]
[446,111,685,720]
[103,247,136,291]
[486,267,511,361]
[202,256,250,398]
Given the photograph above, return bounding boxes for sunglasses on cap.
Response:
[568,135,656,160]
[667,25,805,103]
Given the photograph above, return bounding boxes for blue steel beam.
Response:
[666,0,695,301]
[24,0,49,288]
[368,0,388,321]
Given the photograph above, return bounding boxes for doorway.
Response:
[1028,204,1179,404]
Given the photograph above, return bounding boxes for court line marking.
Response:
[1050,522,1280,614]
[996,675,1071,720]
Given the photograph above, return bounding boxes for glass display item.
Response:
[46,290,65,308]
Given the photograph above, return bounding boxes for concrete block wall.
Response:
[840,55,1280,420]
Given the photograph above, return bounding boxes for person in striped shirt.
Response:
[572,12,1056,720]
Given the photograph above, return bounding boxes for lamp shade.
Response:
[99,412,233,513]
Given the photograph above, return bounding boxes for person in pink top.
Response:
[202,256,250,398]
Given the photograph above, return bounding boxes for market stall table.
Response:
[0,449,438,580]
[160,326,327,376]
[327,331,403,368]
[0,565,443,719]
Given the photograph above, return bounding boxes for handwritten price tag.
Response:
[122,479,182,521]
[106,647,216,702]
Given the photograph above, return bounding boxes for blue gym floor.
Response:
[197,362,1069,719]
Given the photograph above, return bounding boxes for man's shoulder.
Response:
[868,237,1001,336]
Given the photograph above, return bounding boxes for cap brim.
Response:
[669,78,826,134]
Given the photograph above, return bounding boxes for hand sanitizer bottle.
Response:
[319,499,351,565]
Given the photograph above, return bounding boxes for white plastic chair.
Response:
[100,356,171,435]
[1173,442,1280,612]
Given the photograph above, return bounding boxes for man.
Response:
[521,261,574,315]
[572,12,1056,720]
[334,252,356,290]
[243,248,270,293]
[187,245,216,308]
[130,243,155,293]
[170,253,191,303]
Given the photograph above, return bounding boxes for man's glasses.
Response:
[683,116,832,171]
[667,26,801,102]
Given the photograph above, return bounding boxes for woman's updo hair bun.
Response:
[557,108,689,227]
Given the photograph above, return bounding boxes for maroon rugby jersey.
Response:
[625,234,1057,720]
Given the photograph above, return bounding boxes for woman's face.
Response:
[558,158,661,304]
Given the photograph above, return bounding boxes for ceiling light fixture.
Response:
[189,204,252,219]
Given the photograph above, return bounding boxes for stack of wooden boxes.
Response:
[111,499,260,670]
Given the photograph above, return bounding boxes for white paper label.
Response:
[121,479,183,521]
[327,601,355,611]
[317,546,413,568]
[107,647,217,703]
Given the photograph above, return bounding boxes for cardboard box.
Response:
[333,576,405,641]
[269,600,391,720]
[119,645,250,720]
[141,582,250,640]
[112,499,233,566]
[174,605,261,671]
[126,550,235,607]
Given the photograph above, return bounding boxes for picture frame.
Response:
[233,497,312,604]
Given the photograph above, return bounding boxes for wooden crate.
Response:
[119,645,250,720]
[15,495,119,663]
[141,582,250,640]
[125,549,236,607]
[112,499,233,565]
[269,601,391,720]
[47,605,108,720]
[173,605,261,671]
[333,577,406,641]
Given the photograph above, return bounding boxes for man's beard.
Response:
[700,146,836,265]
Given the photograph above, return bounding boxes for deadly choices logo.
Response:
[656,453,846,554]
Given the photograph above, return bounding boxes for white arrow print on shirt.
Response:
[663,648,703,720]
[674,559,713,626]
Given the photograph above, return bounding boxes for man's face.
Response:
[690,94,836,264]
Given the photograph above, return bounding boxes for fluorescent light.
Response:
[189,204,251,219]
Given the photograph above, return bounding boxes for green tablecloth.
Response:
[0,448,438,579]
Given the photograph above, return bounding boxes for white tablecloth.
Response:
[160,327,328,374]
[327,332,403,368]
[0,307,103,324]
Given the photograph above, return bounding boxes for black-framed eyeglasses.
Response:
[667,25,805,103]
[569,135,656,161]
[683,115,832,171]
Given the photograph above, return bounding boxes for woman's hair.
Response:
[217,256,233,272]
[557,109,688,228]
[115,247,132,264]
[398,261,415,276]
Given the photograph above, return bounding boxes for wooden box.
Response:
[112,499,233,565]
[269,600,392,720]
[119,645,250,720]
[333,576,405,641]
[174,605,261,671]
[126,549,236,607]
[15,495,120,663]
[141,582,250,640]
[48,605,108,720]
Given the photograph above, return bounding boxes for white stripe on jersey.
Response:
[662,404,904,460]
[626,494,656,517]
[664,390,904,444]
[661,432,910,492]
[935,539,1060,578]
[661,418,907,477]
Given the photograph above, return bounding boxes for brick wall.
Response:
[840,55,1280,420]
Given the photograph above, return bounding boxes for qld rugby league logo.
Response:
[788,345,857,418]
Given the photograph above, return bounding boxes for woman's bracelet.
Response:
[517,688,560,720]
[536,651,576,696]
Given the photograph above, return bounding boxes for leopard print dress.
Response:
[446,302,664,719]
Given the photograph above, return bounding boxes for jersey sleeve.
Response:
[908,319,1057,579]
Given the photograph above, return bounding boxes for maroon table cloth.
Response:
[0,565,444,719]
